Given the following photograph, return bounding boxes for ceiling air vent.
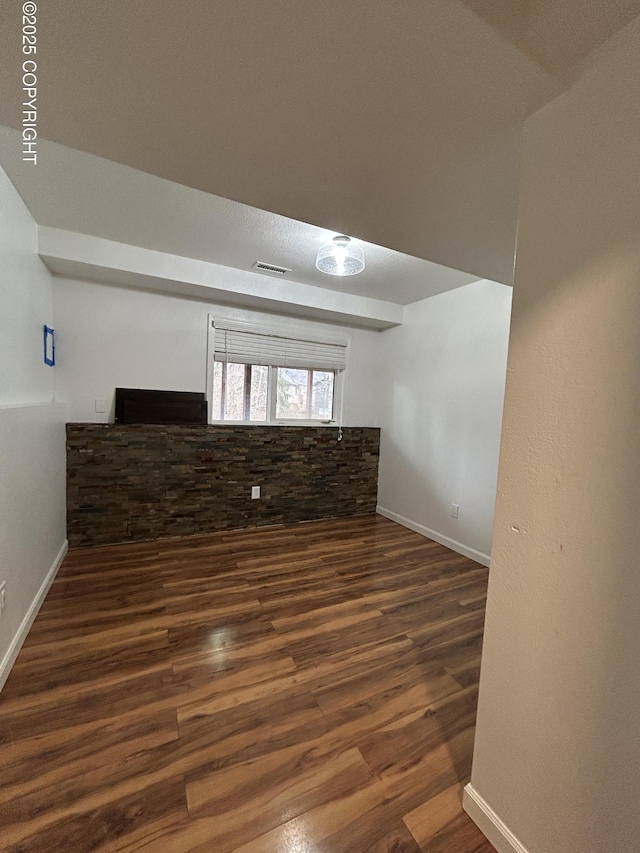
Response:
[253,261,291,275]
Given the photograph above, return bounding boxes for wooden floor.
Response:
[0,514,495,853]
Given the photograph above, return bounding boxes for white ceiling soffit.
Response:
[1,3,635,285]
[37,227,404,331]
[0,128,480,308]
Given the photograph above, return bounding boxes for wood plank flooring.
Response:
[0,514,495,853]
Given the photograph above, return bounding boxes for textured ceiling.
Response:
[0,129,478,305]
[0,1,637,285]
[461,0,640,82]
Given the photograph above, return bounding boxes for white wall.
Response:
[466,16,640,853]
[52,278,381,426]
[375,280,512,564]
[0,183,55,406]
[0,165,67,689]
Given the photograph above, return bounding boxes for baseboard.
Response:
[463,784,530,853]
[0,539,68,692]
[376,506,491,567]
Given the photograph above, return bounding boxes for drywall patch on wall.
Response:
[66,424,380,547]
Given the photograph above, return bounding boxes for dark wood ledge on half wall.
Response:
[66,423,380,548]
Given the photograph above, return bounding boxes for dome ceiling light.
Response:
[316,235,365,277]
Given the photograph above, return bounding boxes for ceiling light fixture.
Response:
[316,235,365,276]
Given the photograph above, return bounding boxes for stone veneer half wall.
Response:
[66,424,380,547]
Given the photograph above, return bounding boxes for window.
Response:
[208,318,347,425]
[211,362,269,421]
[211,362,336,423]
[276,368,334,420]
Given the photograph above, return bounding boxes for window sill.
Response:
[209,420,340,428]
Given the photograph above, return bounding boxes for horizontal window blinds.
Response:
[213,321,347,371]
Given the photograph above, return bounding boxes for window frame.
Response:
[206,315,349,427]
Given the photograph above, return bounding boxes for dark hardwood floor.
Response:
[0,514,495,852]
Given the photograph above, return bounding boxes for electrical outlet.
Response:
[0,581,6,615]
[450,503,459,519]
[251,485,261,499]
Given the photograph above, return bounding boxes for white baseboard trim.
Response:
[463,784,530,853]
[376,506,491,567]
[0,539,68,692]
